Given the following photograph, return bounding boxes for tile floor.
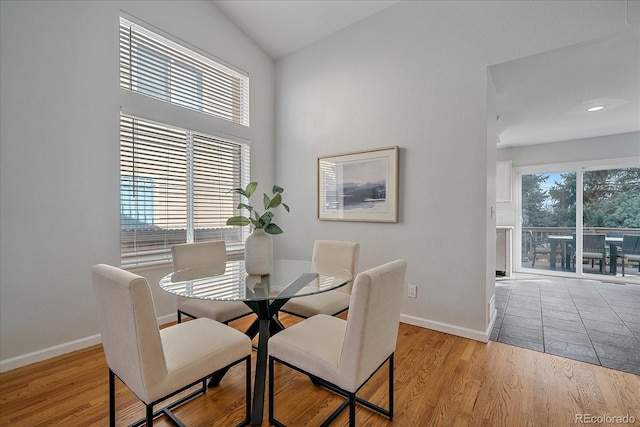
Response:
[491,275,640,375]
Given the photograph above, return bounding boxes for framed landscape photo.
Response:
[318,146,398,222]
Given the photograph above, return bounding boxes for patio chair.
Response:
[581,233,607,273]
[621,234,640,276]
[528,231,551,268]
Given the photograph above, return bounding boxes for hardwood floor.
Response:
[1,313,638,426]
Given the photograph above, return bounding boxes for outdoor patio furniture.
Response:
[621,234,640,276]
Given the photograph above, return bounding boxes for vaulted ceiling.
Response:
[212,0,400,59]
[212,1,640,148]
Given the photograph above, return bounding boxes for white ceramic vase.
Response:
[244,228,273,275]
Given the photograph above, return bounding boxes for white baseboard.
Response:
[3,312,494,373]
[400,313,492,343]
[0,334,102,373]
[488,307,498,338]
[0,313,177,373]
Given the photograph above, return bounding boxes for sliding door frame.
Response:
[513,157,640,279]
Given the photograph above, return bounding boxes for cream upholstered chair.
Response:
[280,240,359,318]
[91,264,252,426]
[171,241,253,323]
[269,259,407,426]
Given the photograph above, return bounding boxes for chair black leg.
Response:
[349,393,356,426]
[246,356,252,423]
[389,353,394,419]
[268,356,286,427]
[271,354,394,427]
[146,404,153,426]
[268,357,274,422]
[109,370,116,427]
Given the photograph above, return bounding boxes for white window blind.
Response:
[119,16,250,127]
[120,114,250,266]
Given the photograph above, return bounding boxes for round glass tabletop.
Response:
[159,259,352,302]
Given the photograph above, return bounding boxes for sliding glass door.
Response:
[518,163,639,278]
[583,167,640,277]
[521,171,577,273]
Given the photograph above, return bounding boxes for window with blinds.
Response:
[119,16,250,127]
[120,114,250,266]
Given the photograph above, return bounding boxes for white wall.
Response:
[498,131,640,167]
[273,0,632,340]
[0,0,274,371]
[1,0,635,372]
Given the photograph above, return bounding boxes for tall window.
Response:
[120,115,250,266]
[118,15,251,266]
[119,16,250,127]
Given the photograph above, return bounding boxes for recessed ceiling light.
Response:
[587,105,605,112]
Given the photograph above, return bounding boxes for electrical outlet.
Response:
[407,284,417,298]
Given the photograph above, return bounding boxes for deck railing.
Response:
[523,227,639,246]
[521,226,640,268]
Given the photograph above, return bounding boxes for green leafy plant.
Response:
[226,182,290,234]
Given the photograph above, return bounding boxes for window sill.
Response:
[123,248,245,274]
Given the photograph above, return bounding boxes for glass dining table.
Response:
[159,259,352,426]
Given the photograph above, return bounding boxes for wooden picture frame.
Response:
[317,146,398,222]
